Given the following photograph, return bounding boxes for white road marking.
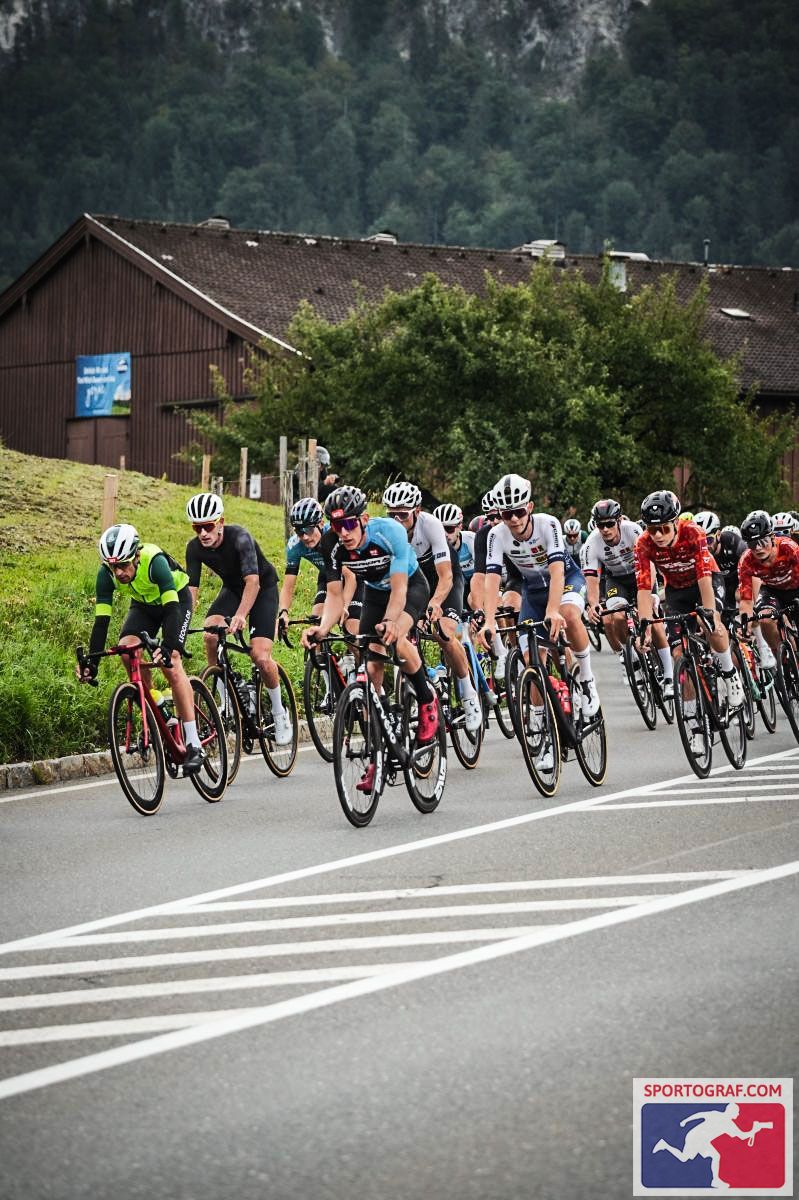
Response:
[0,859,795,1100]
[4,745,797,956]
[0,1009,281,1046]
[596,795,797,810]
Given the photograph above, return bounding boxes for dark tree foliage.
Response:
[1,0,798,292]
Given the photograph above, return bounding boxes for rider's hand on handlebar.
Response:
[152,643,177,669]
[587,602,602,626]
[478,625,495,652]
[546,610,566,639]
[228,613,247,636]
[427,600,444,623]
[76,661,97,683]
[376,618,399,646]
[300,625,322,650]
[277,609,289,638]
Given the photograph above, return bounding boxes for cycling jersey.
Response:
[473,523,523,591]
[486,513,582,590]
[454,530,476,581]
[92,543,189,655]
[322,516,419,591]
[738,537,799,600]
[284,526,329,576]
[186,525,278,592]
[582,520,644,578]
[565,539,583,563]
[409,511,450,571]
[634,521,717,591]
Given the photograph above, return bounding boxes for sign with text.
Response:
[75,353,131,417]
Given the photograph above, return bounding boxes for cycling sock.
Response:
[182,719,201,749]
[409,666,434,705]
[456,673,477,700]
[754,627,770,654]
[657,646,674,679]
[714,648,734,674]
[493,632,505,658]
[268,684,286,717]
[519,632,529,656]
[573,645,594,684]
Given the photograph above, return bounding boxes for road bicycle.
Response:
[655,609,747,778]
[197,624,299,780]
[332,633,447,827]
[724,611,777,739]
[413,623,484,769]
[602,604,674,730]
[284,618,359,763]
[513,619,608,797]
[754,600,799,741]
[76,632,227,815]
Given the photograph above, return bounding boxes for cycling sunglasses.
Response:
[646,522,675,534]
[191,520,220,533]
[499,507,528,520]
[596,520,618,530]
[293,523,319,535]
[443,524,460,533]
[330,515,361,533]
[747,535,773,549]
[388,509,413,520]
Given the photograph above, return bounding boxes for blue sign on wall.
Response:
[75,353,131,417]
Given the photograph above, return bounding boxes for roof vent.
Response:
[198,215,231,230]
[512,239,566,259]
[365,230,398,245]
[720,307,752,320]
[609,250,650,262]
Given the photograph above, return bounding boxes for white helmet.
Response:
[382,481,421,509]
[563,518,582,537]
[481,490,499,514]
[99,523,141,565]
[186,492,224,522]
[694,510,720,535]
[492,473,531,509]
[772,510,798,536]
[316,446,331,467]
[721,523,741,538]
[434,503,463,527]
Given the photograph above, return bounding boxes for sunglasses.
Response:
[647,522,674,535]
[192,520,219,533]
[293,524,319,535]
[443,524,460,533]
[749,536,772,549]
[331,515,361,533]
[388,509,412,520]
[596,520,618,530]
[500,507,528,520]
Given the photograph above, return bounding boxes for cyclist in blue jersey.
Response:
[277,497,361,637]
[302,486,439,753]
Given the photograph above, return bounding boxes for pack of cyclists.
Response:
[81,475,799,802]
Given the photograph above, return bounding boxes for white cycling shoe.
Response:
[463,695,482,732]
[536,745,555,773]
[758,645,776,670]
[581,678,601,718]
[662,678,675,701]
[272,710,294,745]
[722,670,744,711]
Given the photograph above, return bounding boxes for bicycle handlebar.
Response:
[76,629,190,683]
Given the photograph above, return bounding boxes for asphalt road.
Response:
[1,653,797,1200]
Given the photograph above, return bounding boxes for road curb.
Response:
[0,721,312,792]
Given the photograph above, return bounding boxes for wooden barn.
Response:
[1,212,798,490]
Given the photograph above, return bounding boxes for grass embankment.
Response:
[0,449,316,763]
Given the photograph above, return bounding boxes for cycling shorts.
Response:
[520,577,587,624]
[359,570,430,641]
[664,574,725,617]
[206,581,278,641]
[754,585,799,616]
[120,587,193,652]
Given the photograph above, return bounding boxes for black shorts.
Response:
[603,572,637,610]
[755,586,799,616]
[420,561,463,621]
[207,581,279,641]
[120,586,193,651]
[359,571,430,640]
[664,574,725,616]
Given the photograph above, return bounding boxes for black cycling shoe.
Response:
[182,745,206,775]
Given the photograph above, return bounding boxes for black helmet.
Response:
[324,485,367,520]
[740,509,773,545]
[591,498,622,524]
[640,490,680,526]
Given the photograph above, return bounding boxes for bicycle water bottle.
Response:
[340,653,356,683]
[247,681,257,715]
[551,676,571,715]
[154,688,179,729]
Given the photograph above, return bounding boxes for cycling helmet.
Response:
[771,510,798,536]
[640,490,681,526]
[469,515,484,532]
[678,510,694,523]
[721,524,741,538]
[492,473,531,509]
[563,518,582,537]
[99,523,141,565]
[382,481,422,510]
[587,517,596,532]
[316,446,331,467]
[290,497,323,529]
[186,492,224,522]
[324,485,367,519]
[740,509,773,545]
[591,498,622,524]
[694,510,720,535]
[434,503,463,527]
[481,490,499,515]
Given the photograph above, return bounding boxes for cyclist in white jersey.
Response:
[583,497,673,696]
[384,482,481,731]
[479,473,600,716]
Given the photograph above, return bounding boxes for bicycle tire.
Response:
[303,653,337,763]
[757,666,778,733]
[776,640,799,742]
[401,690,447,813]
[255,662,299,777]
[187,675,229,801]
[332,681,383,826]
[516,664,561,797]
[446,665,483,770]
[715,682,747,770]
[108,683,165,815]
[570,667,607,787]
[673,654,712,778]
[504,645,526,741]
[586,621,602,652]
[730,643,756,740]
[623,638,657,730]
[201,665,242,784]
[648,652,675,724]
[480,650,514,739]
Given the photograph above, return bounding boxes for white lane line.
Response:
[0,1009,279,1046]
[0,965,427,1013]
[0,928,548,982]
[0,859,795,1100]
[178,871,750,912]
[595,796,795,810]
[4,745,797,955]
[39,897,657,949]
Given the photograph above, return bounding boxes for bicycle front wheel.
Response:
[716,684,747,771]
[776,641,799,742]
[332,681,383,826]
[401,690,447,814]
[623,638,657,730]
[201,665,242,784]
[730,643,756,740]
[188,676,229,801]
[303,652,337,763]
[255,663,299,777]
[571,671,607,787]
[517,664,561,798]
[757,666,778,733]
[673,654,712,778]
[108,684,165,815]
[505,645,526,741]
[447,667,483,770]
[480,649,514,739]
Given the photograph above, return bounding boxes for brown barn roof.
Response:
[3,213,798,396]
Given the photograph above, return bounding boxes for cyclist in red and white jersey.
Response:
[738,509,799,658]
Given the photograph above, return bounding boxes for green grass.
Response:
[0,448,317,763]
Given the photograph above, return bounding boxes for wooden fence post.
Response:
[201,454,211,491]
[279,436,290,538]
[101,474,118,530]
[119,455,125,472]
[297,439,307,499]
[239,446,248,498]
[307,437,319,499]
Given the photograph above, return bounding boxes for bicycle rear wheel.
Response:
[570,668,607,787]
[757,666,778,733]
[401,690,447,813]
[730,643,756,740]
[108,683,165,815]
[303,652,337,763]
[673,654,712,778]
[446,666,483,769]
[188,676,228,801]
[776,641,799,742]
[255,663,299,777]
[716,683,747,770]
[623,639,657,730]
[332,681,383,826]
[201,665,242,783]
[516,664,561,797]
[479,649,514,738]
[505,645,526,741]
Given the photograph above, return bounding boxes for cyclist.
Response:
[434,503,475,595]
[383,481,481,732]
[635,490,743,713]
[470,490,523,676]
[185,492,292,745]
[302,486,439,771]
[79,523,205,773]
[772,511,799,542]
[479,473,600,716]
[738,509,799,660]
[277,497,362,636]
[563,518,585,564]
[583,498,673,697]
